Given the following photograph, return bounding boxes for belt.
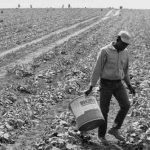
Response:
[101,78,121,82]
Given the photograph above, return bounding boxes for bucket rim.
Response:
[78,118,104,131]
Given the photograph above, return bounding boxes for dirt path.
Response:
[0,9,120,79]
[16,11,117,65]
[0,11,107,58]
[0,9,119,59]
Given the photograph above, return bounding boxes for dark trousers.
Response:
[98,79,130,137]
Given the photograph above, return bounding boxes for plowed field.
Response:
[0,8,150,150]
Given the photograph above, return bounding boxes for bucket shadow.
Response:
[81,141,109,150]
[81,140,124,150]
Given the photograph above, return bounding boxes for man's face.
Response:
[117,36,129,51]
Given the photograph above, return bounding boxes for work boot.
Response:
[108,128,125,141]
[97,136,109,146]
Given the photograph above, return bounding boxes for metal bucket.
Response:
[69,95,105,131]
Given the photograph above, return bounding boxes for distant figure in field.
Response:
[18,4,21,8]
[85,31,135,145]
[68,4,71,8]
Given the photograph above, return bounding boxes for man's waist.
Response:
[101,71,124,81]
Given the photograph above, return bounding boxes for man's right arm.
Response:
[85,49,107,96]
[90,49,107,87]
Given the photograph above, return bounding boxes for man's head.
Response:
[115,31,131,51]
[118,31,131,44]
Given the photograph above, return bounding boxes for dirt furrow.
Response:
[0,13,106,58]
[0,9,119,60]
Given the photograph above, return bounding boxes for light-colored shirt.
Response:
[90,42,129,87]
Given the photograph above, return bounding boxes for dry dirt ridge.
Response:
[0,9,120,78]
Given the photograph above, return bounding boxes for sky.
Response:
[0,0,150,9]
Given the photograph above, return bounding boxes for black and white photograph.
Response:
[0,0,149,149]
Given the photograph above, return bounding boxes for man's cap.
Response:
[118,31,131,44]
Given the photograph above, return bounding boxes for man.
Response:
[85,31,135,145]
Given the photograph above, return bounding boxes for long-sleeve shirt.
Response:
[90,42,130,87]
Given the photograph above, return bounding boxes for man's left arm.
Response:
[123,58,131,86]
[123,54,135,95]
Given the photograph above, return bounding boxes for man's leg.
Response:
[98,85,112,138]
[108,82,130,141]
[113,83,130,129]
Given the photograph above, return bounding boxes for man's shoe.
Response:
[97,136,109,146]
[108,128,125,141]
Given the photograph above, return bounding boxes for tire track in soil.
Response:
[0,9,120,79]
